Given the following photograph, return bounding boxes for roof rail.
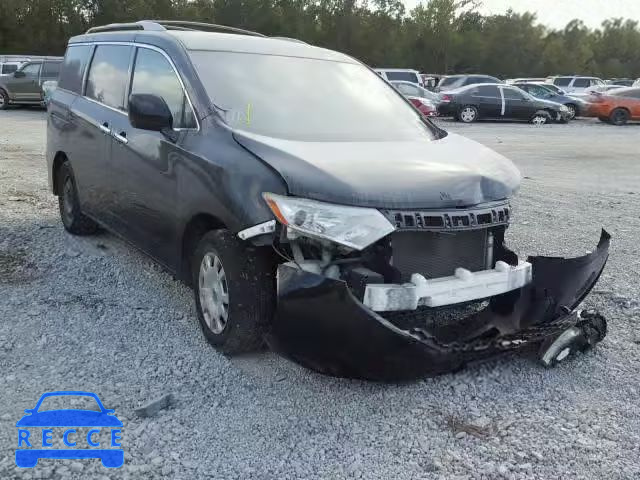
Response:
[86,20,266,37]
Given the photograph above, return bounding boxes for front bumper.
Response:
[269,230,610,380]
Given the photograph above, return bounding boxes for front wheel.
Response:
[531,112,548,125]
[565,104,577,119]
[458,105,478,123]
[192,230,275,354]
[609,108,629,126]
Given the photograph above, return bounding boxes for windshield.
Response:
[384,71,419,83]
[190,51,436,142]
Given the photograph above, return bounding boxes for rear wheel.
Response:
[609,108,629,126]
[0,89,9,110]
[56,162,99,235]
[458,105,478,123]
[192,230,275,354]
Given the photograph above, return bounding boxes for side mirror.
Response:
[128,94,173,132]
[14,71,25,78]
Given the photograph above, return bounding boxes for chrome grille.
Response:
[391,230,489,281]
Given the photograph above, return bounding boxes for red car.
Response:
[587,87,640,125]
[408,96,438,117]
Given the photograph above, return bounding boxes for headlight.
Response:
[262,193,395,250]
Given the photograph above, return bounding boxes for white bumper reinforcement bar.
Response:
[363,261,533,311]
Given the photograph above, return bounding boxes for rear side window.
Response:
[385,71,418,83]
[554,77,572,86]
[474,85,500,97]
[42,62,61,79]
[59,45,92,94]
[1,64,18,74]
[573,78,590,88]
[86,45,133,110]
[130,48,197,129]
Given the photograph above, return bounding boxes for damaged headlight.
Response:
[262,193,395,250]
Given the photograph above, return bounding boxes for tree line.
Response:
[1,0,640,79]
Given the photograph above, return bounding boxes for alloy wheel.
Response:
[566,105,576,119]
[460,107,476,123]
[532,115,547,125]
[199,253,229,334]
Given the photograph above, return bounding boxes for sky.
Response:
[401,0,640,30]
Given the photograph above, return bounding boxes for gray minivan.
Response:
[47,20,609,380]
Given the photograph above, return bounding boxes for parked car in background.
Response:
[420,73,442,90]
[0,59,63,109]
[526,82,566,95]
[374,68,423,86]
[505,77,546,84]
[588,87,640,125]
[390,80,439,101]
[435,74,502,92]
[551,76,606,94]
[515,82,585,119]
[438,83,570,124]
[390,80,438,116]
[606,78,634,87]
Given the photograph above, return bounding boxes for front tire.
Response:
[609,108,629,126]
[531,112,548,125]
[458,105,478,123]
[565,103,577,119]
[56,162,99,235]
[192,230,275,354]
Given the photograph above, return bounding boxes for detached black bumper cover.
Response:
[269,231,610,380]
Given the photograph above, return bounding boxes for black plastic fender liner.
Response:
[269,230,611,381]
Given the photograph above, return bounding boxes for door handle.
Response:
[98,122,110,134]
[113,131,128,145]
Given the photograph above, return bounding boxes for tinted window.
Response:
[191,51,437,141]
[527,85,553,97]
[385,71,419,83]
[131,48,196,129]
[1,64,18,74]
[86,45,132,110]
[438,76,463,87]
[20,63,41,78]
[42,62,61,78]
[59,45,92,94]
[554,77,572,86]
[572,78,590,88]
[474,85,500,97]
[503,87,526,100]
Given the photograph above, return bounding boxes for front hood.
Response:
[234,131,521,209]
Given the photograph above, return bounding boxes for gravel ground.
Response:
[1,109,639,480]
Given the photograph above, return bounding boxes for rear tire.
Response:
[56,162,99,235]
[458,105,478,123]
[609,108,629,126]
[192,230,275,354]
[0,89,9,110]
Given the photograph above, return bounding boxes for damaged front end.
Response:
[257,195,610,381]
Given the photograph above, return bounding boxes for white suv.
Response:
[374,68,423,87]
[551,76,606,94]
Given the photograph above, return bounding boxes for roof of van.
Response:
[73,29,357,64]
